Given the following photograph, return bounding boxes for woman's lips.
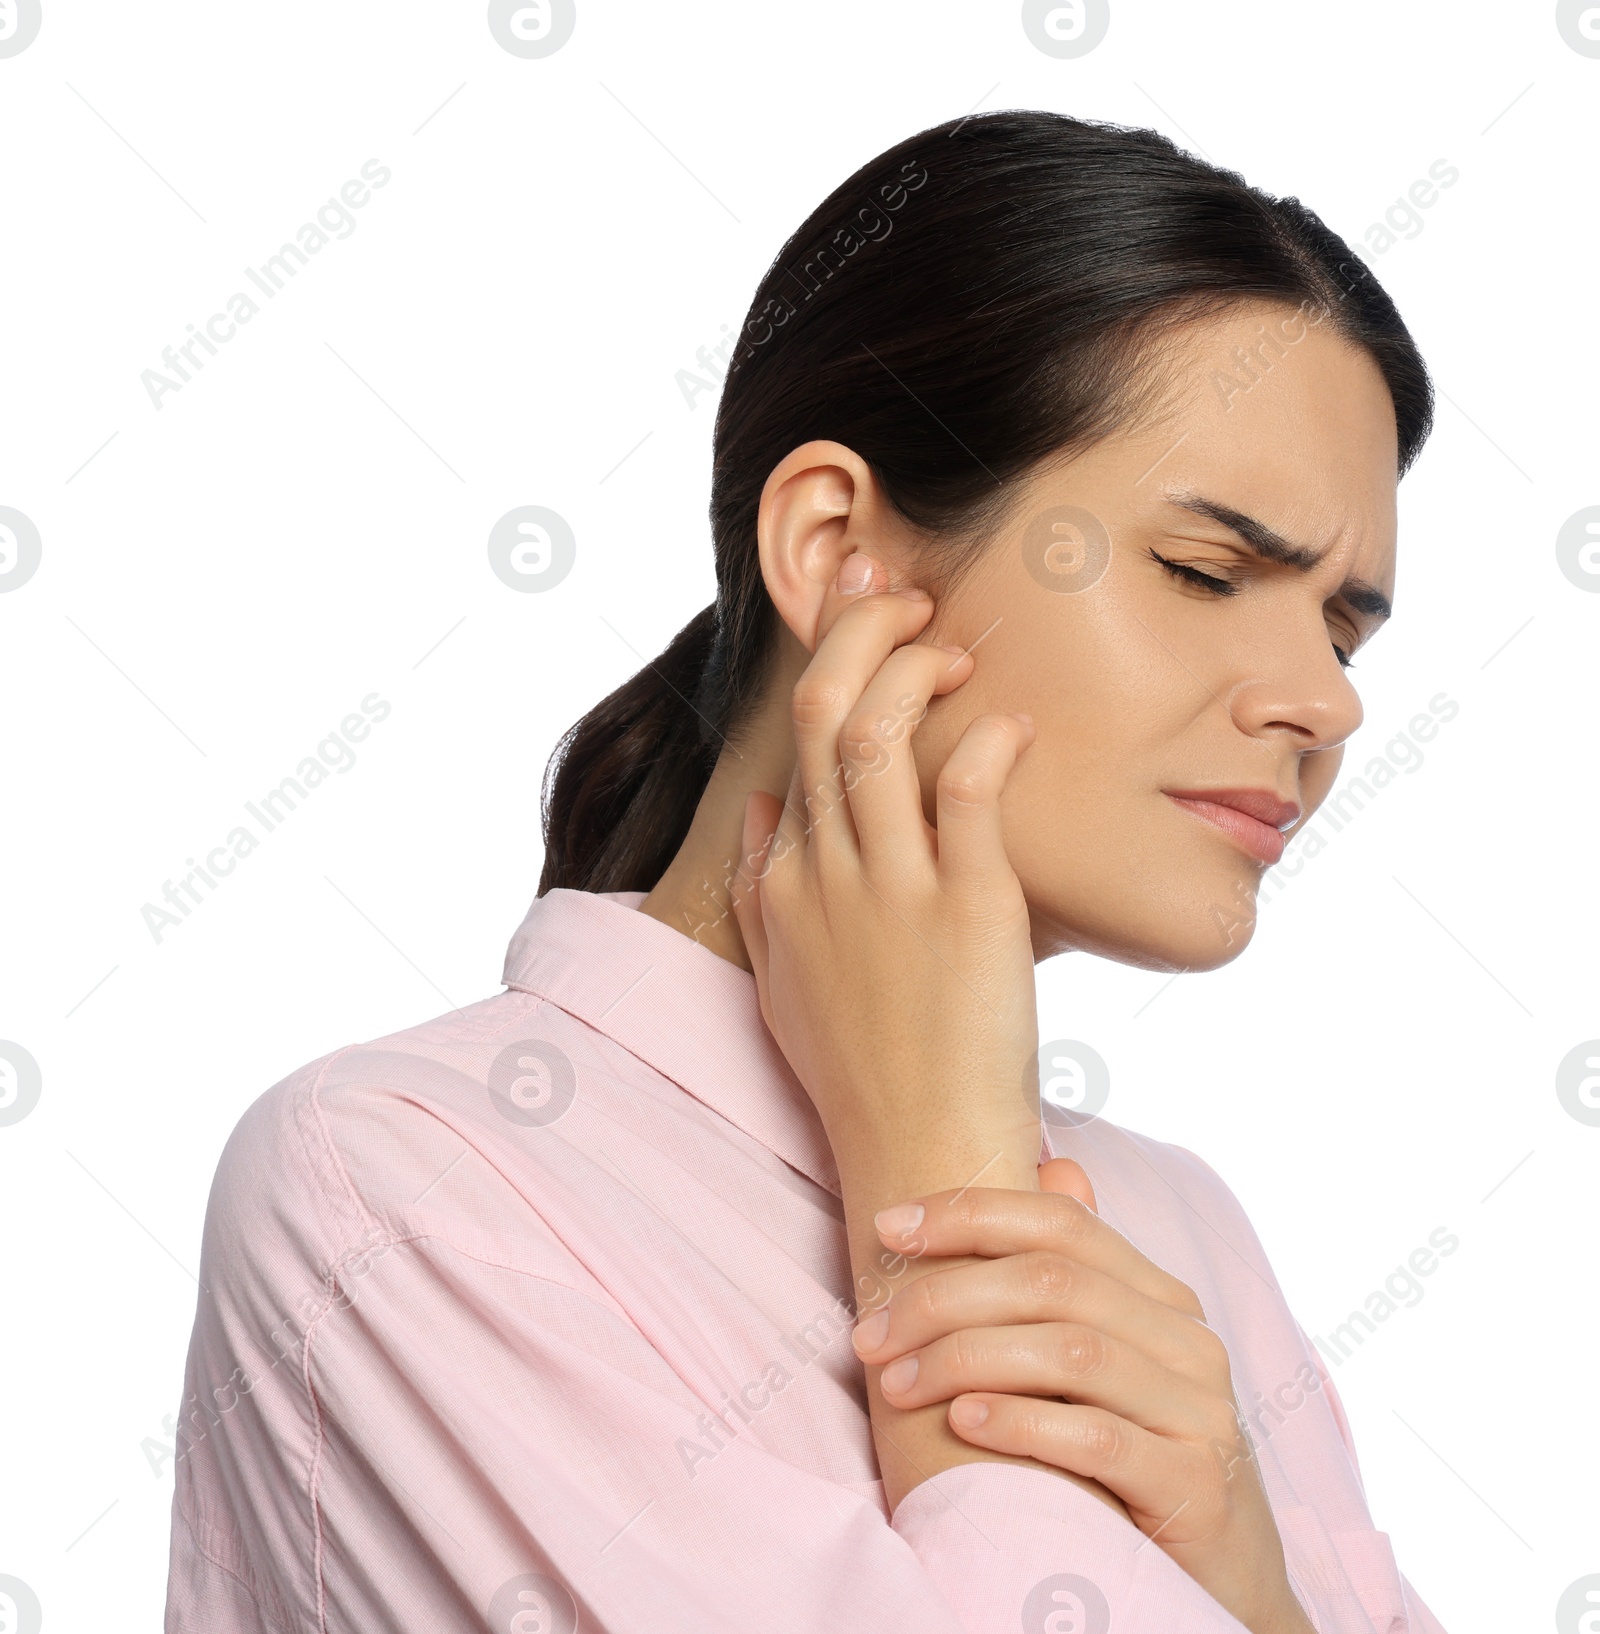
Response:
[1163,790,1296,865]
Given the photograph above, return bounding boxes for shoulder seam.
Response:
[301,1042,382,1241]
[300,1237,629,1629]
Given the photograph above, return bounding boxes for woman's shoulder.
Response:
[1051,1113,1256,1212]
[1047,1114,1280,1306]
[199,987,598,1292]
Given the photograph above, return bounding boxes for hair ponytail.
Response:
[538,604,721,894]
[538,110,1433,897]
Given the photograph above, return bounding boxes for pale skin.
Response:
[641,297,1399,1634]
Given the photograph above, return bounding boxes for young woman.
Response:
[166,112,1447,1633]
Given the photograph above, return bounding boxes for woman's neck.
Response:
[639,640,805,971]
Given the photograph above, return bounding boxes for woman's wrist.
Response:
[824,1103,1044,1216]
[826,1109,1072,1514]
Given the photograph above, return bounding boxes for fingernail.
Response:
[880,1356,919,1396]
[1009,712,1034,727]
[852,1309,890,1354]
[874,1203,925,1240]
[950,1397,989,1429]
[836,552,874,594]
[937,644,970,658]
[894,586,931,600]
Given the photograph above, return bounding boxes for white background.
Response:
[2,3,1595,1630]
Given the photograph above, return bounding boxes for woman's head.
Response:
[540,109,1432,971]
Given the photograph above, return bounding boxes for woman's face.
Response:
[913,298,1400,970]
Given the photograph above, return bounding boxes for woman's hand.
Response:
[854,1164,1316,1634]
[731,553,1043,1201]
[729,551,1055,1509]
[728,552,1310,1630]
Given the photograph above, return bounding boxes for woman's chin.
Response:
[1027,887,1260,973]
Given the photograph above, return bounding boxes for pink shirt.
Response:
[165,887,1447,1633]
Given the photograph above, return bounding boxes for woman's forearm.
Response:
[828,1106,1128,1517]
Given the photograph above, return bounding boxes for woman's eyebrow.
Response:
[1160,489,1393,620]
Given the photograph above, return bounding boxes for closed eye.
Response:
[1147,547,1238,597]
[1148,545,1357,669]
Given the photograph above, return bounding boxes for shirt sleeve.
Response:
[168,1217,1261,1634]
[1292,1327,1452,1634]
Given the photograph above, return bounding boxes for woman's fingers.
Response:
[877,1185,1205,1322]
[812,548,888,645]
[943,1394,1236,1544]
[794,549,967,862]
[790,586,937,860]
[1039,1156,1099,1213]
[838,640,973,874]
[878,1320,1232,1442]
[852,1248,1231,1390]
[932,710,1037,891]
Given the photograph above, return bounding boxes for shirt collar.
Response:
[501,887,841,1197]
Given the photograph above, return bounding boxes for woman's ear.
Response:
[756,440,904,653]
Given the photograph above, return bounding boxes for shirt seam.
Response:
[290,1024,629,1631]
[300,1235,636,1632]
[302,1042,383,1240]
[169,1500,291,1634]
[322,1229,604,1308]
[297,1024,622,1310]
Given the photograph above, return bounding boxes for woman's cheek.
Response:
[906,672,1006,816]
[1297,744,1346,823]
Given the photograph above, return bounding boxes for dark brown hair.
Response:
[538,109,1433,896]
